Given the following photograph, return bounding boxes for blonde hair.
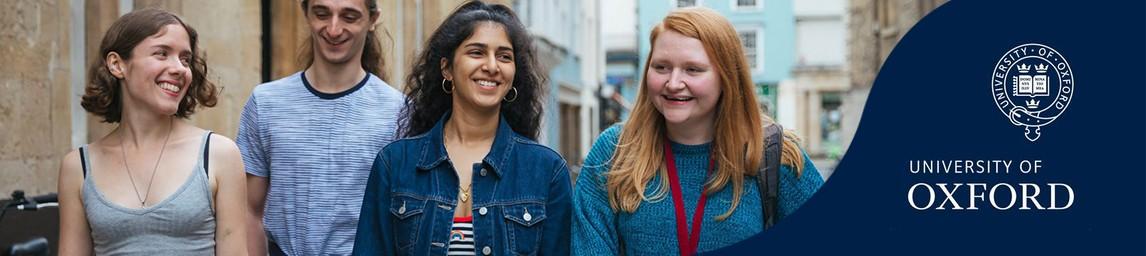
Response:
[606,7,805,220]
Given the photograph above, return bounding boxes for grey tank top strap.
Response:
[79,131,218,255]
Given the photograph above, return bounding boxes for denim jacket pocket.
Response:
[389,195,427,252]
[503,203,547,255]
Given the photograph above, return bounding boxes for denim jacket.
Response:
[353,114,572,256]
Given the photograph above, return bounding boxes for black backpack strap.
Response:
[757,123,782,230]
[203,131,214,176]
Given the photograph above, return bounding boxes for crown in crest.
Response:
[1017,63,1032,73]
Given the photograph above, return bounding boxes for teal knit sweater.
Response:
[572,125,824,255]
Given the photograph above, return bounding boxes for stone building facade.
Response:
[840,0,945,157]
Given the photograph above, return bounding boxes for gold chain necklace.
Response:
[120,119,173,207]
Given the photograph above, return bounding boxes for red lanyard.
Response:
[664,140,713,256]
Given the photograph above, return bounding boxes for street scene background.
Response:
[0,0,944,196]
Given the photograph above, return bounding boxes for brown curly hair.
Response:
[81,8,217,123]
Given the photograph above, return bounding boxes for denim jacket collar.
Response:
[415,112,517,178]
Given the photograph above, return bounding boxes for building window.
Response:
[674,0,699,8]
[559,103,582,166]
[734,0,763,10]
[739,29,761,70]
[759,82,778,117]
[820,92,843,159]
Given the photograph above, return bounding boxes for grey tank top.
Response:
[79,132,217,255]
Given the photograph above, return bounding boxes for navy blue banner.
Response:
[715,0,1145,254]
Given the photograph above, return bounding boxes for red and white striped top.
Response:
[448,216,476,256]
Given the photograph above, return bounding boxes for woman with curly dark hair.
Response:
[57,8,248,255]
[353,1,570,255]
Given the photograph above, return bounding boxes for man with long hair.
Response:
[237,0,403,255]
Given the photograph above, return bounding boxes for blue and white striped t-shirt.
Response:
[237,71,404,256]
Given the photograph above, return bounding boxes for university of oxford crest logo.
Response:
[991,43,1074,142]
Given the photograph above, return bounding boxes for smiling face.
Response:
[442,22,517,112]
[306,0,376,67]
[108,24,193,117]
[645,29,721,131]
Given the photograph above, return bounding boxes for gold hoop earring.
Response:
[441,79,453,94]
[503,87,518,103]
